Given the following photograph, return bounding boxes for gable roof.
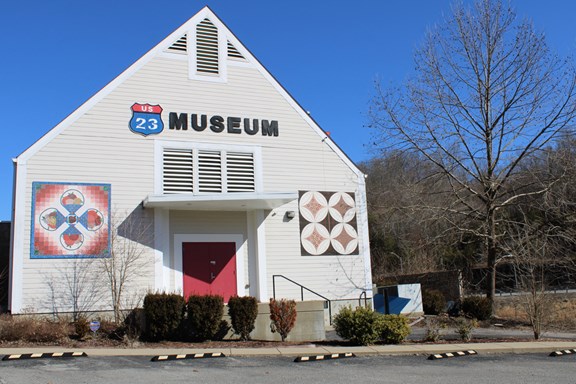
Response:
[16,6,364,179]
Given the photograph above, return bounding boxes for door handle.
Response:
[211,272,215,280]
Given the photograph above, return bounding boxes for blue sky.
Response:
[1,1,575,221]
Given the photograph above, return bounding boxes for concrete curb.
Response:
[1,341,575,359]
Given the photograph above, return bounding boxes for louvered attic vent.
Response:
[227,41,245,60]
[162,148,256,194]
[163,149,193,194]
[166,34,187,54]
[226,152,255,192]
[196,18,219,75]
[198,150,222,193]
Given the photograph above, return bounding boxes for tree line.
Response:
[365,0,576,313]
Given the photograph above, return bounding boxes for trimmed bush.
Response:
[461,296,492,320]
[333,306,383,346]
[123,308,146,342]
[186,294,224,341]
[213,320,231,341]
[269,298,297,342]
[74,316,90,339]
[228,296,258,341]
[380,314,411,344]
[143,292,185,341]
[422,290,446,315]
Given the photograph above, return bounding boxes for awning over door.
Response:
[143,192,298,211]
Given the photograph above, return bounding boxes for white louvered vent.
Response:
[226,152,255,192]
[166,34,187,54]
[196,18,219,75]
[227,41,245,60]
[163,149,193,194]
[198,150,222,192]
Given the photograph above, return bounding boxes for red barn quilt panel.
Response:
[31,182,111,258]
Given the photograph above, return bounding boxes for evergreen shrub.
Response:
[333,306,383,346]
[461,296,492,320]
[380,314,411,344]
[422,290,446,315]
[143,292,185,341]
[228,296,258,341]
[186,294,224,341]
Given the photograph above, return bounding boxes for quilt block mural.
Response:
[31,182,111,258]
[299,191,359,256]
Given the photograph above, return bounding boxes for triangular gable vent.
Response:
[196,18,219,75]
[166,34,187,54]
[227,41,245,61]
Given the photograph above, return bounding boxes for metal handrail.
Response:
[359,290,368,307]
[272,274,332,324]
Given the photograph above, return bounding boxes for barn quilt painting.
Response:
[299,191,359,256]
[31,182,111,258]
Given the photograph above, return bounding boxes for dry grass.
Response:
[494,292,576,330]
[0,314,70,343]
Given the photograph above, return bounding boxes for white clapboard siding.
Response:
[18,27,365,309]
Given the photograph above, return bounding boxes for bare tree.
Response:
[369,0,576,310]
[101,210,152,323]
[46,259,105,321]
[501,204,576,339]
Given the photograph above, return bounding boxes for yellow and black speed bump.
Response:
[428,350,478,360]
[549,349,576,357]
[294,352,355,363]
[2,351,87,361]
[151,352,225,362]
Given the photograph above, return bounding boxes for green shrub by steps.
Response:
[186,294,224,341]
[461,296,492,320]
[333,306,383,346]
[334,306,411,346]
[380,314,411,344]
[228,296,258,341]
[422,290,446,315]
[143,292,185,341]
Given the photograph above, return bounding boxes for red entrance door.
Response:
[182,242,237,301]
